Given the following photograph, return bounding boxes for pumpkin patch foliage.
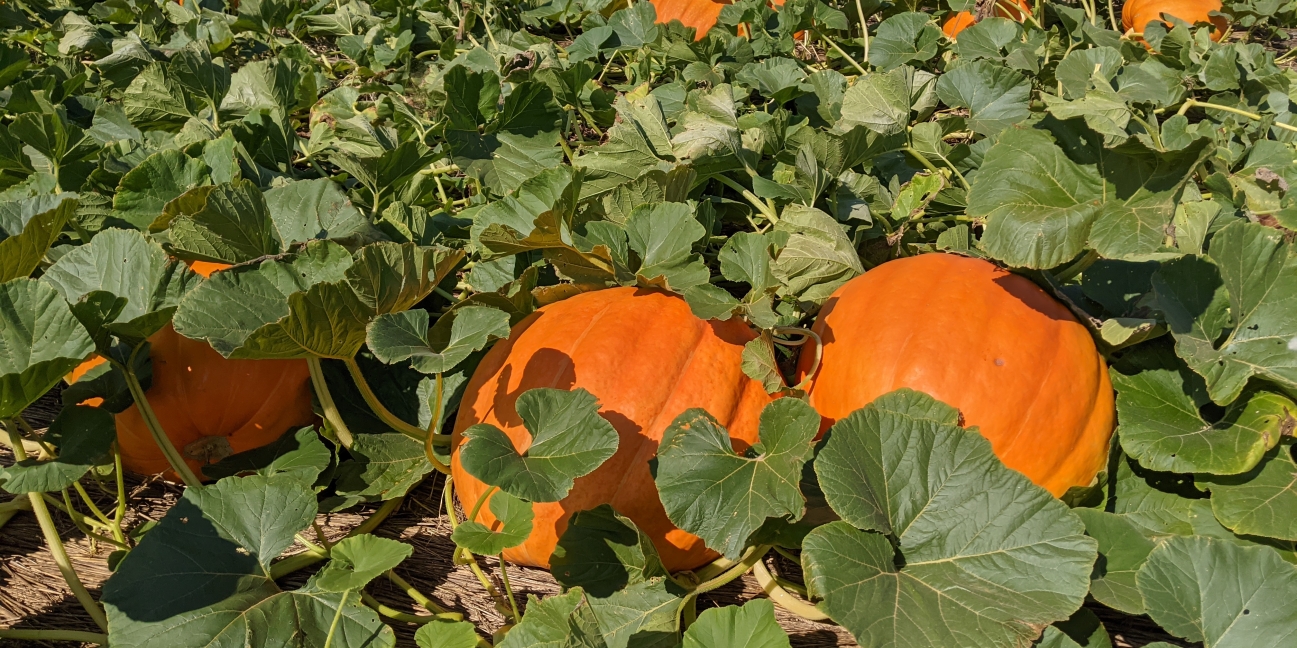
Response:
[3,0,1297,644]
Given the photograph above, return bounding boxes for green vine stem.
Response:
[423,373,453,476]
[715,175,781,225]
[360,591,461,623]
[307,357,355,449]
[5,422,109,631]
[1053,249,1101,282]
[0,629,108,644]
[773,327,823,391]
[0,496,31,530]
[752,559,829,621]
[444,478,516,621]
[1176,99,1297,133]
[323,589,350,648]
[816,30,869,76]
[386,571,457,617]
[342,357,439,444]
[679,545,772,627]
[499,554,522,622]
[269,496,404,579]
[118,348,203,489]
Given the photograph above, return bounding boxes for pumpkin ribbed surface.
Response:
[795,253,1115,496]
[1122,0,1227,40]
[650,0,731,39]
[450,287,771,571]
[114,324,316,477]
[942,0,1032,39]
[68,261,317,478]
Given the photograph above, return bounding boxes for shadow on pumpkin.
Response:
[486,347,579,430]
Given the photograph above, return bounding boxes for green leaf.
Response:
[203,426,331,483]
[741,336,785,394]
[102,474,392,648]
[334,433,433,501]
[719,232,776,296]
[450,489,535,555]
[1200,442,1297,541]
[0,278,95,419]
[368,307,510,375]
[771,205,863,302]
[315,534,414,592]
[0,405,115,494]
[1136,536,1297,648]
[122,63,198,130]
[681,599,790,648]
[1153,221,1297,405]
[170,43,231,109]
[551,504,668,597]
[263,178,385,250]
[459,388,619,502]
[969,127,1103,269]
[1054,48,1124,100]
[1036,608,1113,648]
[805,389,1098,647]
[0,195,74,283]
[159,180,281,264]
[42,228,202,344]
[1112,366,1293,474]
[934,60,1031,136]
[415,620,482,648]
[626,202,708,290]
[656,399,818,558]
[837,66,911,136]
[868,12,942,71]
[112,149,211,230]
[1073,508,1156,615]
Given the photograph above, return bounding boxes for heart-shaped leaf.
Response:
[0,278,95,419]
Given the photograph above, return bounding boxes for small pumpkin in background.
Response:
[649,0,791,40]
[942,0,1033,39]
[795,253,1115,497]
[67,261,317,479]
[450,287,771,572]
[1122,0,1227,41]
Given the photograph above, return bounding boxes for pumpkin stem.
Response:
[4,421,110,632]
[307,357,356,449]
[118,349,205,489]
[424,373,454,476]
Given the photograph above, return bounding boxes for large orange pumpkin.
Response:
[450,287,771,571]
[649,0,793,41]
[67,261,317,478]
[942,0,1033,39]
[1122,0,1227,40]
[795,254,1114,496]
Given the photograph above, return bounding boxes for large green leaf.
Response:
[367,306,510,375]
[551,505,668,597]
[0,405,115,494]
[1153,221,1297,405]
[459,388,619,502]
[1136,536,1297,648]
[42,228,202,344]
[804,389,1097,648]
[969,127,1103,269]
[158,180,281,264]
[102,474,392,648]
[450,489,534,555]
[626,202,708,290]
[1199,442,1297,541]
[934,60,1031,135]
[1073,508,1156,615]
[0,278,95,419]
[837,66,911,136]
[681,599,790,648]
[263,178,386,249]
[655,398,819,558]
[315,534,413,592]
[1112,366,1294,475]
[112,149,211,230]
[0,196,75,283]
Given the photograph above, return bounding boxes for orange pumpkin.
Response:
[1122,0,1227,41]
[450,287,771,571]
[795,254,1114,497]
[649,0,796,41]
[67,261,317,478]
[942,0,1033,39]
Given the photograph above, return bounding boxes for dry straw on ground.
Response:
[1,391,1191,648]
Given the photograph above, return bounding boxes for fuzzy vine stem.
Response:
[444,478,516,621]
[386,571,456,617]
[343,358,451,457]
[715,175,781,224]
[118,347,203,489]
[323,590,350,648]
[752,560,829,621]
[855,0,871,65]
[5,422,109,631]
[680,545,772,627]
[360,591,460,623]
[499,554,522,622]
[307,357,355,449]
[0,629,108,643]
[1176,99,1297,133]
[815,30,869,76]
[424,373,453,476]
